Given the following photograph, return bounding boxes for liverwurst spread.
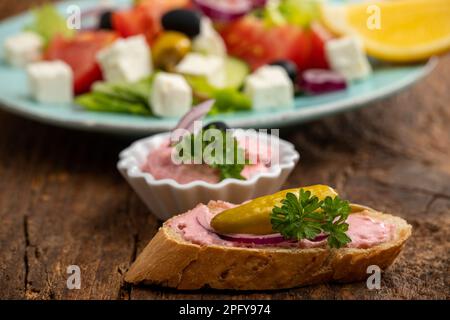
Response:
[168,201,395,249]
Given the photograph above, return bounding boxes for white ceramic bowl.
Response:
[117,131,299,220]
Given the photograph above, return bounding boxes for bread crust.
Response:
[125,203,412,290]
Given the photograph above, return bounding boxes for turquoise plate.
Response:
[0,0,436,135]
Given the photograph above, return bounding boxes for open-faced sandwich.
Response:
[125,185,412,290]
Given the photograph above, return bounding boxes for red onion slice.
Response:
[196,210,288,244]
[219,233,287,244]
[251,0,268,8]
[299,69,347,95]
[196,212,216,233]
[171,99,215,142]
[219,233,328,244]
[196,205,329,245]
[311,234,328,242]
[193,0,263,22]
[197,215,288,245]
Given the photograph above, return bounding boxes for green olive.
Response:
[152,31,191,71]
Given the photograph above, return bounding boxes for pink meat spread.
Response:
[168,201,396,249]
[141,138,270,184]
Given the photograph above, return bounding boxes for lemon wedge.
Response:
[321,0,450,62]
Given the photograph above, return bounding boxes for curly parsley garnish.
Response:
[175,127,248,181]
[270,189,352,248]
[209,130,247,181]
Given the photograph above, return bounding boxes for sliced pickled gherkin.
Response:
[210,185,338,235]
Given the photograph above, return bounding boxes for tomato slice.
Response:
[45,31,117,94]
[308,22,332,70]
[112,9,148,38]
[112,6,159,43]
[221,17,270,70]
[221,17,331,72]
[112,0,190,44]
[285,28,312,72]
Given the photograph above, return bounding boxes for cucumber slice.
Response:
[186,57,249,96]
[223,57,250,89]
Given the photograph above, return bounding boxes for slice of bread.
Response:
[125,202,412,290]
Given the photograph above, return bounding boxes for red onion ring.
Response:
[193,0,267,22]
[196,216,288,245]
[219,233,287,244]
[311,234,328,242]
[171,99,215,142]
[251,0,268,8]
[299,69,347,95]
[196,205,329,245]
[219,233,328,244]
[196,212,216,233]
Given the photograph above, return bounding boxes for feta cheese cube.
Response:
[150,72,192,117]
[192,18,226,57]
[175,53,225,88]
[325,36,372,81]
[27,61,73,104]
[97,35,152,83]
[244,65,294,110]
[4,32,43,67]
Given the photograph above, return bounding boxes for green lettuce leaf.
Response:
[76,77,153,116]
[25,4,75,45]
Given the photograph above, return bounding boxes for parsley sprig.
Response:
[176,127,248,181]
[270,189,352,248]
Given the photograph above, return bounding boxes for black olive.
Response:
[98,11,113,30]
[161,9,202,38]
[203,121,230,132]
[270,60,298,83]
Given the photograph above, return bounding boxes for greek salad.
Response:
[1,0,417,118]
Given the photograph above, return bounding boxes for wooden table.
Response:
[1,1,449,300]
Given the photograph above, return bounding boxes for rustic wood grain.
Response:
[0,1,449,300]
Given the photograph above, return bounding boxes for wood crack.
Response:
[335,159,358,193]
[423,195,438,214]
[117,192,138,300]
[130,233,138,264]
[23,214,30,294]
[121,233,139,300]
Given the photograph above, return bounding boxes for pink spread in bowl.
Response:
[168,201,396,249]
[141,137,270,184]
[118,131,299,220]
